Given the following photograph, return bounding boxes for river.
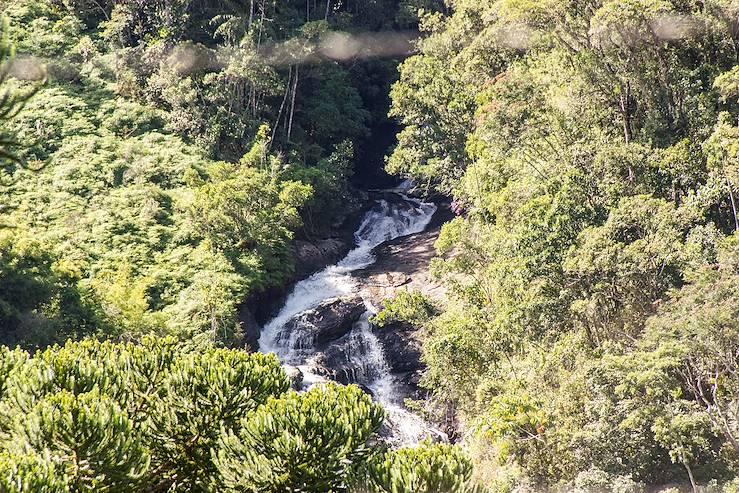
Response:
[258,189,444,446]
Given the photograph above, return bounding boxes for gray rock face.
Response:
[372,321,423,374]
[285,295,366,347]
[293,239,347,279]
[284,365,304,390]
[378,414,448,445]
[309,331,382,385]
[237,303,261,351]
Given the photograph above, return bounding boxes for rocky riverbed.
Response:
[354,201,454,400]
[274,200,454,402]
[356,200,453,305]
[241,189,454,423]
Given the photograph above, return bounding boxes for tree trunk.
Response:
[257,0,265,49]
[287,65,299,142]
[718,411,739,455]
[272,66,292,144]
[249,0,254,28]
[684,459,698,493]
[89,0,110,20]
[727,177,739,232]
[252,84,258,118]
[325,0,330,19]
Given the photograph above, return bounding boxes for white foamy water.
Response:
[258,194,445,446]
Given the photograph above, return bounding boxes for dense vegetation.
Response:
[0,1,479,491]
[381,0,739,490]
[2,0,739,491]
[0,0,445,348]
[0,337,476,492]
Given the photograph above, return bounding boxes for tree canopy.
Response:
[381,0,739,489]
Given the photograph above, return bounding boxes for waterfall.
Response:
[259,194,444,446]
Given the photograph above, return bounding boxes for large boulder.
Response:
[293,239,347,279]
[377,410,449,447]
[237,303,261,352]
[309,330,382,385]
[285,295,366,346]
[284,365,304,391]
[372,321,423,374]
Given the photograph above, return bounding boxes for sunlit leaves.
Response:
[359,442,476,493]
[216,383,383,492]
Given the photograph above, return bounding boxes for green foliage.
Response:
[359,442,477,493]
[145,349,290,490]
[644,236,739,458]
[371,290,438,328]
[0,338,475,492]
[653,402,713,470]
[563,195,686,344]
[387,0,739,487]
[0,15,44,168]
[0,84,314,342]
[191,139,313,293]
[15,390,149,491]
[0,338,291,491]
[216,384,384,492]
[0,232,100,348]
[286,140,354,231]
[0,450,67,493]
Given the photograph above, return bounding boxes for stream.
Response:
[258,189,445,446]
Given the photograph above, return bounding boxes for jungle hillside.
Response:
[0,0,738,492]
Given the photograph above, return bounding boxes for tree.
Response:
[387,11,479,191]
[358,442,477,493]
[0,233,100,347]
[704,113,739,231]
[10,390,149,491]
[564,195,687,345]
[190,146,313,291]
[143,350,289,491]
[215,384,384,492]
[386,0,739,487]
[653,402,714,493]
[645,236,739,455]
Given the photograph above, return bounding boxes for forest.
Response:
[0,0,738,491]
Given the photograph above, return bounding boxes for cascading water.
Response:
[259,194,444,446]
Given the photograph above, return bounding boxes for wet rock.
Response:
[287,295,366,346]
[237,303,261,352]
[394,371,426,401]
[372,321,423,374]
[364,272,411,288]
[356,383,375,398]
[310,351,349,384]
[377,406,449,447]
[309,331,381,385]
[284,365,304,391]
[293,238,347,279]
